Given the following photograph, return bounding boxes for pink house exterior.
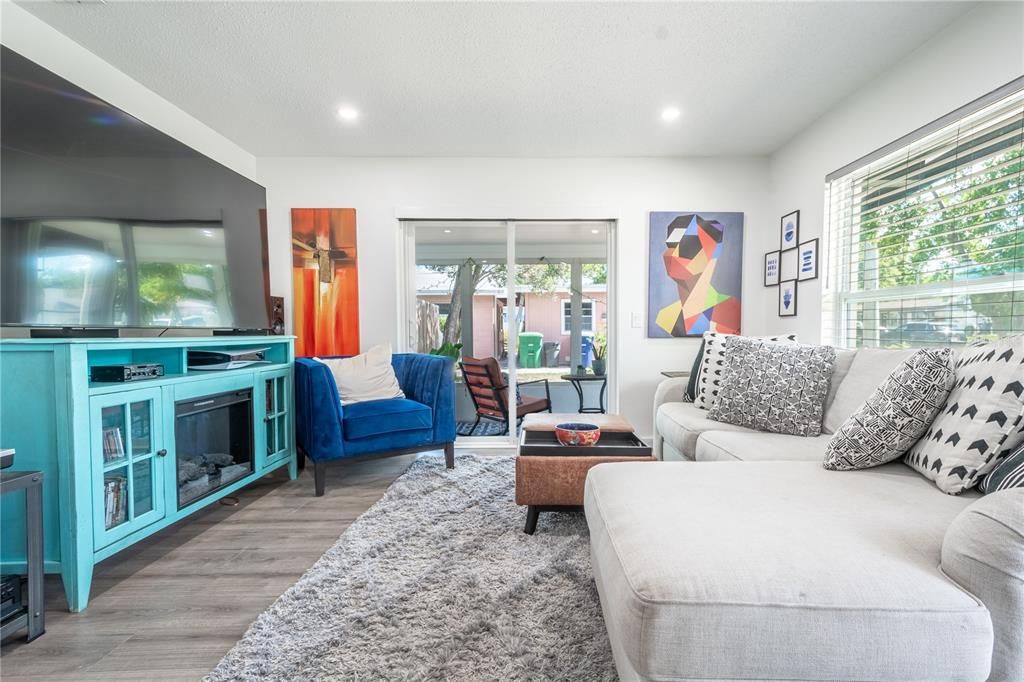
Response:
[519,291,607,364]
[418,287,607,365]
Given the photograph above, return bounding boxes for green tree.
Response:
[856,138,1022,342]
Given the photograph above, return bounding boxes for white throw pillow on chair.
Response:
[315,345,405,405]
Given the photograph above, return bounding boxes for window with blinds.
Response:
[824,84,1023,349]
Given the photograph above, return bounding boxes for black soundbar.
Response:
[212,328,271,336]
[30,327,120,338]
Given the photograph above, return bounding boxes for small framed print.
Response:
[779,247,798,281]
[764,250,781,286]
[780,210,800,250]
[797,238,818,281]
[778,279,797,317]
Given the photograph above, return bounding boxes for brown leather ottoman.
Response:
[516,413,654,534]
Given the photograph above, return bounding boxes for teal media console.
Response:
[0,336,296,611]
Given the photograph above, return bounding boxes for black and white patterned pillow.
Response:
[904,334,1024,495]
[823,348,954,471]
[693,332,798,409]
[707,336,836,437]
[979,441,1024,493]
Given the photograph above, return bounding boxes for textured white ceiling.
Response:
[17,1,973,157]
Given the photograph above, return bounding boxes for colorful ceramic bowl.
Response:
[554,422,602,447]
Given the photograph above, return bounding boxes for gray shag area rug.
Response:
[205,454,615,681]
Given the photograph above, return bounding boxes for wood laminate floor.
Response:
[1,451,506,681]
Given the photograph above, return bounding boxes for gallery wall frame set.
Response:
[763,210,818,316]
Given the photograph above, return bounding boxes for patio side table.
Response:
[560,373,607,414]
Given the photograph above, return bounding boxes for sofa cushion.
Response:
[655,402,756,460]
[584,461,991,682]
[822,348,857,431]
[693,331,798,409]
[696,430,831,462]
[342,398,432,441]
[905,334,1024,494]
[941,489,1024,682]
[707,336,836,436]
[824,348,955,471]
[822,347,917,434]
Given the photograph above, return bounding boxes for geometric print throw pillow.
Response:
[823,348,955,471]
[693,331,798,409]
[904,334,1024,495]
[979,441,1024,493]
[707,336,835,437]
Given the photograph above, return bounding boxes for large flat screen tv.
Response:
[1,46,270,331]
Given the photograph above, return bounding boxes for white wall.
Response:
[756,1,1024,342]
[261,157,770,435]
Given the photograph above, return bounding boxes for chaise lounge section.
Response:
[586,346,1024,681]
[586,460,1022,681]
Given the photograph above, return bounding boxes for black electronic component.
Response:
[89,364,166,383]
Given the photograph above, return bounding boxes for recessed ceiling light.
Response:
[337,106,360,121]
[443,229,452,233]
[591,229,600,234]
[660,106,681,122]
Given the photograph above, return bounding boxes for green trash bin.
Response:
[518,332,543,369]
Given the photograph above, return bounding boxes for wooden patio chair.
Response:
[459,356,551,435]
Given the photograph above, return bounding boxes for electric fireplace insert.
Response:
[174,389,254,508]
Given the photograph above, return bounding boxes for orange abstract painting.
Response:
[291,208,360,357]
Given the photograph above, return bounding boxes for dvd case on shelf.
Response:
[102,427,125,462]
[103,474,128,529]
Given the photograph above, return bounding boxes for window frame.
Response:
[561,298,595,335]
[823,79,1024,349]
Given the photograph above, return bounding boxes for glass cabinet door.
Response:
[262,371,292,466]
[91,387,166,548]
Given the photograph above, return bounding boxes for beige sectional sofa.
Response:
[585,347,1024,681]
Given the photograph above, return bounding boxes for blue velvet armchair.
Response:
[294,353,457,496]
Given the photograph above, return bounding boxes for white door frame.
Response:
[397,217,618,449]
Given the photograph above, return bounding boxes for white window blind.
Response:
[824,84,1024,349]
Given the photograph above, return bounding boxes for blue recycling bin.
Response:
[580,334,594,368]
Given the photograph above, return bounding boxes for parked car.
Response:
[881,322,966,345]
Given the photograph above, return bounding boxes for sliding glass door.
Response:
[404,219,612,446]
[513,222,610,419]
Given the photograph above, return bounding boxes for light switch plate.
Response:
[630,312,642,328]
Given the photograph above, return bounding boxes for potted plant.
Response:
[591,332,607,376]
[429,342,464,380]
[429,341,463,361]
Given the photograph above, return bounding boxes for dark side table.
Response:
[1,468,45,643]
[560,374,607,414]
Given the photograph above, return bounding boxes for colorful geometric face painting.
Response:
[647,212,743,337]
[291,208,360,357]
